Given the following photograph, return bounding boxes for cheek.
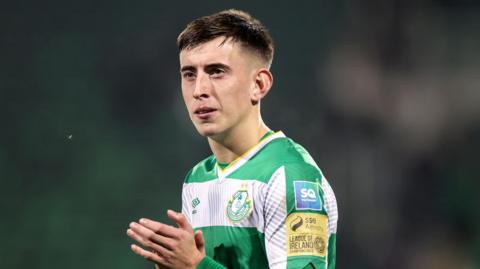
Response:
[222,88,251,115]
[214,76,252,112]
[225,76,251,98]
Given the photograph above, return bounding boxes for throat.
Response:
[209,127,273,164]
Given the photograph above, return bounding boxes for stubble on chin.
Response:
[194,122,217,137]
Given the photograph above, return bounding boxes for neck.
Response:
[208,117,270,164]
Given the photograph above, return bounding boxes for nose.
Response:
[193,72,210,99]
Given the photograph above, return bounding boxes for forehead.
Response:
[179,37,250,68]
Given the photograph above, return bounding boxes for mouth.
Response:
[194,106,218,119]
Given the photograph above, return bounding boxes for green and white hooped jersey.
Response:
[182,131,338,269]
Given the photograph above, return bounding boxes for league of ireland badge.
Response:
[227,187,252,222]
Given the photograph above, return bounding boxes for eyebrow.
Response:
[180,63,231,73]
[205,63,231,73]
[180,65,196,73]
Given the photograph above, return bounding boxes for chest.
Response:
[183,179,267,232]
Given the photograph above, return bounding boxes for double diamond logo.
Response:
[191,197,200,214]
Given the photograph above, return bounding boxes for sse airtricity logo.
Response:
[294,181,322,210]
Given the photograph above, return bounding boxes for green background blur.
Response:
[1,1,479,268]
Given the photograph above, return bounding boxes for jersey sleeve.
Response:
[197,256,227,269]
[263,163,338,269]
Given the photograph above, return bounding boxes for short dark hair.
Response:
[177,9,274,67]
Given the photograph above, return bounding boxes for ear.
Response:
[251,68,273,105]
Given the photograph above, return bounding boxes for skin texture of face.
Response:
[180,37,270,141]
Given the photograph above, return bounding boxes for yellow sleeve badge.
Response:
[286,212,328,257]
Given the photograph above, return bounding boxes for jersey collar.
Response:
[216,131,286,180]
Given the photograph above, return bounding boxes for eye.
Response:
[209,68,225,78]
[182,71,196,81]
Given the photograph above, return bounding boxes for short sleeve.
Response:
[263,162,337,269]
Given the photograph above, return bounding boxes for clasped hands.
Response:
[127,210,205,269]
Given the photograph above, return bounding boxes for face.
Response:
[179,37,261,138]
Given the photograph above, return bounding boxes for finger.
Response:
[167,210,192,231]
[127,229,176,262]
[130,244,168,265]
[194,230,206,255]
[129,222,176,250]
[138,218,179,238]
[127,225,175,253]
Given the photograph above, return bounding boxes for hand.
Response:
[127,210,205,269]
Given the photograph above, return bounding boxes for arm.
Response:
[263,164,338,269]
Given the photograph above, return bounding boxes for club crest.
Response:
[226,188,252,222]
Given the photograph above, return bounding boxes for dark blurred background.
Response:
[1,0,479,268]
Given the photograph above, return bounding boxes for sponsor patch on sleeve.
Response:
[286,212,328,257]
[294,181,322,210]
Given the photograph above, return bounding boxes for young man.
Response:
[127,9,338,269]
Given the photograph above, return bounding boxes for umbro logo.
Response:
[192,197,200,208]
[191,197,200,214]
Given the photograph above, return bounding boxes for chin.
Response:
[195,123,222,138]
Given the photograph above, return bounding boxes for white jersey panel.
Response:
[264,166,288,269]
[181,188,191,224]
[182,179,267,232]
[321,178,338,236]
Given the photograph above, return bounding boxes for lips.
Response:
[194,106,217,119]
[195,106,217,114]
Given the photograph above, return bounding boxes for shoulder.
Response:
[253,136,323,182]
[184,155,217,183]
